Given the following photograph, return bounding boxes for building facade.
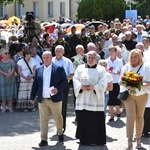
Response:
[0,0,79,22]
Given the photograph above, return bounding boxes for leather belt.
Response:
[43,98,51,99]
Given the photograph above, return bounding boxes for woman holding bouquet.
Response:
[73,51,107,145]
[119,49,150,149]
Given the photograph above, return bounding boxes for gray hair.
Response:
[42,50,52,55]
[87,42,96,51]
[76,45,84,51]
[136,24,145,29]
[116,46,122,53]
[98,59,107,67]
[125,31,131,35]
[55,45,65,52]
[87,50,97,58]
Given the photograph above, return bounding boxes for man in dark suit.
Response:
[30,51,68,147]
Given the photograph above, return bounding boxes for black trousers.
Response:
[143,107,150,134]
[62,83,69,132]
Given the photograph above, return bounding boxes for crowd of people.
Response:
[0,13,150,149]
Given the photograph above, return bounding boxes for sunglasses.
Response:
[5,52,10,55]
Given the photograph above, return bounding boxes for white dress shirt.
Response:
[42,64,52,98]
[32,55,43,69]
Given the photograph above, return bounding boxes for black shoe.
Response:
[75,117,77,122]
[142,133,149,138]
[117,114,121,117]
[109,117,114,121]
[39,140,48,147]
[58,134,64,142]
[63,128,66,133]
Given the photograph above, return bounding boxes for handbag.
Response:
[117,90,129,101]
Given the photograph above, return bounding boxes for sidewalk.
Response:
[0,98,150,150]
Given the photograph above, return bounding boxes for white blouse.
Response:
[106,57,123,83]
[17,58,36,81]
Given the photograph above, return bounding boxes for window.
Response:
[48,2,53,17]
[0,3,6,19]
[0,3,3,18]
[60,2,65,17]
[18,3,25,17]
[33,2,39,18]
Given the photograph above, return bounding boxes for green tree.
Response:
[77,0,127,21]
[132,0,150,18]
[1,0,24,6]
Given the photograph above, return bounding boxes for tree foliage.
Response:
[77,0,127,21]
[132,0,150,17]
[1,0,24,6]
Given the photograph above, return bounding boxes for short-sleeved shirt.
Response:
[106,57,123,83]
[52,56,74,77]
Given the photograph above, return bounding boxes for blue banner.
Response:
[125,10,137,25]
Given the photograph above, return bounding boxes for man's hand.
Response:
[81,85,88,90]
[87,85,94,90]
[81,85,94,91]
[51,88,58,95]
[30,100,35,105]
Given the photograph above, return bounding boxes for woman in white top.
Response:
[119,49,150,149]
[106,46,123,121]
[17,47,36,111]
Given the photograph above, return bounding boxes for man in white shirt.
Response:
[30,51,68,146]
[31,46,43,68]
[52,45,74,133]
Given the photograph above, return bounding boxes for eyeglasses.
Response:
[5,52,10,55]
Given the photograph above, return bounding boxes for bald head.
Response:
[42,51,52,67]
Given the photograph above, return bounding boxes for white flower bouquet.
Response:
[80,75,94,85]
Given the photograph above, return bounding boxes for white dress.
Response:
[17,58,36,109]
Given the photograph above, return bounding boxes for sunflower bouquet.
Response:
[120,71,143,94]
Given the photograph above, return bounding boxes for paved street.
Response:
[0,93,150,150]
